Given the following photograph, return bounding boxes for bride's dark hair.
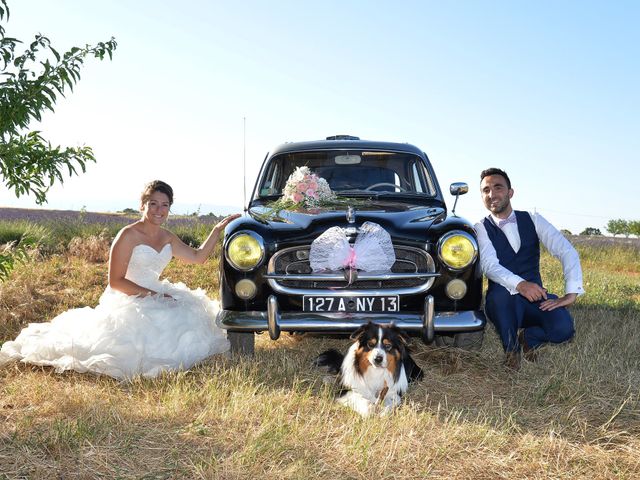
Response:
[141,180,174,206]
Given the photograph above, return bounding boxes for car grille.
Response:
[267,245,436,293]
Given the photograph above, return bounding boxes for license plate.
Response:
[303,295,399,313]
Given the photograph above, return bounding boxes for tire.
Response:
[228,331,255,356]
[434,330,484,351]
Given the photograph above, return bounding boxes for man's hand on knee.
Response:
[516,281,548,302]
[539,293,577,311]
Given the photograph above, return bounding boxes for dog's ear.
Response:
[398,331,412,350]
[390,323,411,349]
[350,322,371,341]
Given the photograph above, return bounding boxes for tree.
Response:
[1,0,116,203]
[606,219,629,237]
[629,220,640,238]
[580,227,602,236]
[0,0,116,279]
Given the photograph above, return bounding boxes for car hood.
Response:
[245,199,447,238]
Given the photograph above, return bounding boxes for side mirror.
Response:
[449,182,468,216]
[450,182,469,196]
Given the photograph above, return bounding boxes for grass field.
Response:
[0,214,639,479]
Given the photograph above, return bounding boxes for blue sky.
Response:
[1,0,638,234]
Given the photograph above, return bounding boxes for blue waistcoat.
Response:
[482,211,542,293]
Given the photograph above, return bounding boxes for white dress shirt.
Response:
[474,211,585,296]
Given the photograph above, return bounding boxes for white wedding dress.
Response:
[0,243,229,380]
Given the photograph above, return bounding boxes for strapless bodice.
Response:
[124,243,172,290]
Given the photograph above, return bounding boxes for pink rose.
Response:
[292,192,303,203]
[308,180,318,190]
[296,183,306,193]
[306,189,317,199]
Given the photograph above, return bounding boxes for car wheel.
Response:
[435,330,483,351]
[228,331,255,356]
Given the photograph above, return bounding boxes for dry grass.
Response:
[67,231,112,263]
[1,245,639,479]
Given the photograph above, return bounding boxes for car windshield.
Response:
[257,150,437,198]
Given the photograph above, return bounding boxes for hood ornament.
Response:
[346,206,356,224]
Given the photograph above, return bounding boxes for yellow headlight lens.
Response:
[227,233,264,270]
[438,232,477,270]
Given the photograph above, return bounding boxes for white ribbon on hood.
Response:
[309,221,396,273]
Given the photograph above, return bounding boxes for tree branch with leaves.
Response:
[0,0,116,279]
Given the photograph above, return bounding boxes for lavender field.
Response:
[0,207,223,227]
[0,207,225,251]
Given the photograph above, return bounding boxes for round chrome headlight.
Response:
[437,231,478,270]
[225,231,265,271]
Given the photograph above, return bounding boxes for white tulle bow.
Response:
[309,222,396,273]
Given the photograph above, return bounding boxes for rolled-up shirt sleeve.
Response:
[531,213,585,296]
[474,220,524,295]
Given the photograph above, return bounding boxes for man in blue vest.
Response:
[475,168,584,370]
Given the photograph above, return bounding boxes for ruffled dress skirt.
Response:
[0,244,229,379]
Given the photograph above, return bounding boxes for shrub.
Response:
[67,229,112,263]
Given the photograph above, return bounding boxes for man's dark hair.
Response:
[480,168,511,189]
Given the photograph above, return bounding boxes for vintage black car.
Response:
[217,136,485,354]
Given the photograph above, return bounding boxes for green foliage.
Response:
[0,220,50,245]
[0,241,27,280]
[629,220,640,237]
[0,0,116,280]
[566,242,640,311]
[173,222,211,247]
[580,227,601,236]
[606,218,629,237]
[0,0,117,204]
[0,219,44,279]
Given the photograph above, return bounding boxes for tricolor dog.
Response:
[315,322,423,417]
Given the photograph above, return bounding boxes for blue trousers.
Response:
[485,285,575,352]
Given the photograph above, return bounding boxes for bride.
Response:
[0,180,240,380]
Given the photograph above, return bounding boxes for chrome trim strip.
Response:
[217,306,486,335]
[265,272,439,281]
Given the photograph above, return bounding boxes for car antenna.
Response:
[243,116,247,212]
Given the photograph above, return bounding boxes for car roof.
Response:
[269,137,426,157]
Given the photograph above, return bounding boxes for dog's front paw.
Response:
[338,391,374,417]
[378,404,394,416]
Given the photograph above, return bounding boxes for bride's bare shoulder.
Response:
[112,222,144,246]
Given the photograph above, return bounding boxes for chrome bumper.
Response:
[216,295,485,343]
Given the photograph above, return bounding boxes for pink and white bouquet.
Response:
[282,166,335,207]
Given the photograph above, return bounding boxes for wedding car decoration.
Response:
[309,221,395,284]
[283,166,334,207]
[260,166,367,221]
